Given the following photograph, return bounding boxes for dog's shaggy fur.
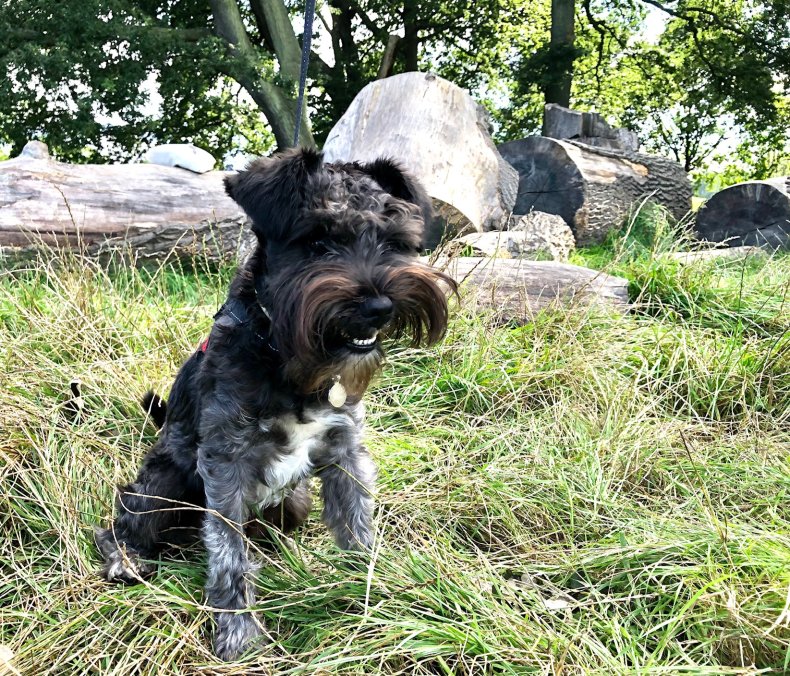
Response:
[95,148,455,661]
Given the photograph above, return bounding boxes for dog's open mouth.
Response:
[341,330,380,353]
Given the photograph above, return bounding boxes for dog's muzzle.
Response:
[339,295,394,353]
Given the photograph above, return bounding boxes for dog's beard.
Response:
[269,260,453,398]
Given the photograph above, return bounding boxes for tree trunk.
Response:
[695,178,790,249]
[324,0,366,130]
[242,80,311,151]
[209,0,313,149]
[544,0,575,107]
[401,0,420,71]
[0,144,246,263]
[498,136,691,246]
[377,34,401,79]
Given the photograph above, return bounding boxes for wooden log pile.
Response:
[498,136,692,246]
[0,141,632,317]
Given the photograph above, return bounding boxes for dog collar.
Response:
[200,303,278,354]
[254,298,345,407]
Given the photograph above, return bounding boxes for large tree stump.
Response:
[0,142,246,263]
[695,178,790,249]
[498,137,692,246]
[323,72,518,248]
[427,256,629,321]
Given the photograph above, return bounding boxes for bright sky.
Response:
[642,6,668,43]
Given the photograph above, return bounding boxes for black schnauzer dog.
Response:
[95,148,455,661]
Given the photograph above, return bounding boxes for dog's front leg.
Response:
[198,449,262,661]
[319,447,376,551]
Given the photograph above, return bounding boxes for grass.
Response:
[1,214,789,674]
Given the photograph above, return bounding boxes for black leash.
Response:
[293,0,317,147]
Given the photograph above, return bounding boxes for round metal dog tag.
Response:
[328,379,347,408]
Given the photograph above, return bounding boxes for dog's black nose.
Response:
[360,296,393,328]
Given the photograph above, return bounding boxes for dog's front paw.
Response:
[213,611,266,661]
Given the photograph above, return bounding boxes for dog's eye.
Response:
[309,240,329,255]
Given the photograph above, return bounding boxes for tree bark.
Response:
[498,136,691,246]
[545,0,576,107]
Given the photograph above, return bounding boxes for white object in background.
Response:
[145,144,216,174]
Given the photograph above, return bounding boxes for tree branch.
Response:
[248,0,277,53]
[342,0,388,40]
[249,0,302,81]
[208,0,312,148]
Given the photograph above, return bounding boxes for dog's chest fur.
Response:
[244,404,361,508]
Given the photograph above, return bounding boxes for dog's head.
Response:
[225,148,456,397]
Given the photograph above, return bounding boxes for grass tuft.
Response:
[2,223,789,674]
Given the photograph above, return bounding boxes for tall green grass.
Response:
[1,221,789,674]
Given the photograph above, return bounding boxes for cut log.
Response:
[542,104,639,152]
[507,211,576,262]
[323,72,518,248]
[498,137,692,246]
[668,246,768,265]
[0,142,246,263]
[695,178,790,250]
[447,212,575,262]
[426,256,629,321]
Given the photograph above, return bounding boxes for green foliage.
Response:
[572,0,790,178]
[0,0,275,162]
[0,0,787,180]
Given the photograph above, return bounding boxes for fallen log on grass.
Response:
[0,141,246,263]
[498,137,692,246]
[427,256,630,321]
[695,178,790,250]
[667,246,768,265]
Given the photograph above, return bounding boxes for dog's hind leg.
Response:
[95,441,203,584]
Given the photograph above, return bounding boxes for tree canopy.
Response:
[1,0,787,183]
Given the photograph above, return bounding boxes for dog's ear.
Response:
[361,158,434,229]
[224,147,324,241]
